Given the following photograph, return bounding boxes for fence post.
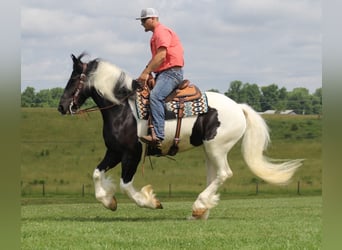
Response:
[42,181,45,196]
[297,181,300,195]
[82,184,85,197]
[256,181,259,195]
[169,184,172,198]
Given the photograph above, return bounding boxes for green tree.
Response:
[241,83,261,111]
[287,88,312,114]
[21,87,36,107]
[207,88,220,93]
[225,80,244,102]
[35,89,52,107]
[275,87,288,112]
[311,87,322,115]
[260,84,279,111]
[50,88,64,108]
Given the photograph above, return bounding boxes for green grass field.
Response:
[21,108,322,249]
[21,196,321,249]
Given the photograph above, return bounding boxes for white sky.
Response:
[21,0,321,93]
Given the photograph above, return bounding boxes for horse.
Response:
[58,53,303,220]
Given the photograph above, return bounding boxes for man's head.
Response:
[136,8,159,32]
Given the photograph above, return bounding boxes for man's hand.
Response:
[137,72,150,85]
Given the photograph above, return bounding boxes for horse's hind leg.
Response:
[190,142,234,220]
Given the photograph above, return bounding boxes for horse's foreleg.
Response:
[93,151,121,211]
[119,150,162,209]
[190,144,233,220]
[93,169,117,211]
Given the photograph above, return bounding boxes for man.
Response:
[136,8,184,146]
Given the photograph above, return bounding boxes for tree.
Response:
[206,88,220,93]
[50,88,64,107]
[275,87,288,112]
[21,87,36,107]
[260,84,279,111]
[35,89,52,107]
[311,87,322,115]
[225,80,244,102]
[287,88,312,114]
[241,83,262,111]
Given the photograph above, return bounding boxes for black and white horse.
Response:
[58,53,302,220]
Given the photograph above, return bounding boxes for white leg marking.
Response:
[190,142,235,219]
[93,169,116,210]
[120,179,162,209]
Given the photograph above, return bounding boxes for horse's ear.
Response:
[71,54,77,64]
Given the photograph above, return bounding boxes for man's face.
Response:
[140,17,154,32]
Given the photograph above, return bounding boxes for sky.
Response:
[21,0,321,94]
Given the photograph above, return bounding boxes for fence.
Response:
[21,180,318,198]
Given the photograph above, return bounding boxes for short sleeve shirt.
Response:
[150,23,184,72]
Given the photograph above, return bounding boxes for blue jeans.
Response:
[150,67,183,140]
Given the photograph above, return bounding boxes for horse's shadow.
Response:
[22,215,189,223]
[22,213,235,223]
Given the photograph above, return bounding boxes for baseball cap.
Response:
[136,8,159,20]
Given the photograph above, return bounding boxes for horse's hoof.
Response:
[155,200,163,209]
[107,196,117,211]
[190,208,209,220]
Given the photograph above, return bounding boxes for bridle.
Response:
[69,63,88,114]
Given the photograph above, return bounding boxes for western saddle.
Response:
[138,74,202,156]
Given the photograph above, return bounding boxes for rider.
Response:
[136,8,184,147]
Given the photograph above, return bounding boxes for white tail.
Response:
[240,104,303,185]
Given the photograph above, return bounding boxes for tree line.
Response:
[21,81,322,114]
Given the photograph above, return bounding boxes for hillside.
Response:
[21,108,321,198]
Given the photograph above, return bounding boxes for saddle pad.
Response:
[135,92,209,120]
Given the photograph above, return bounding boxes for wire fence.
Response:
[21,180,320,199]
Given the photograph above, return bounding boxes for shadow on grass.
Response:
[21,214,205,223]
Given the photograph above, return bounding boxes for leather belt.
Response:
[155,66,182,74]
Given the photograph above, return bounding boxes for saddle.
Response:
[138,75,202,156]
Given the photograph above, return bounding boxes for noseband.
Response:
[69,63,87,114]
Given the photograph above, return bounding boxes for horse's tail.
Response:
[239,104,303,185]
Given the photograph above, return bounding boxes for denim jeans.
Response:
[150,67,183,140]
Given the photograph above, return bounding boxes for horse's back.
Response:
[204,91,247,141]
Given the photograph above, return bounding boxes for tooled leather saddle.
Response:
[137,75,204,156]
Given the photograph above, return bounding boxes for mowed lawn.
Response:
[21,196,321,250]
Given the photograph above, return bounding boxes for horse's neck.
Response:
[90,61,125,104]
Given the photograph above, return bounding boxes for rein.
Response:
[76,104,117,115]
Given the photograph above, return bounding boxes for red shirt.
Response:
[150,23,184,73]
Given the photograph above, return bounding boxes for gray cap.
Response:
[136,8,159,20]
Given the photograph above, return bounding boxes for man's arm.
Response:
[137,47,166,83]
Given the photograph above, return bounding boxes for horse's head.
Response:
[58,53,93,115]
[58,53,141,115]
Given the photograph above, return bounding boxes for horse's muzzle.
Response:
[58,104,67,115]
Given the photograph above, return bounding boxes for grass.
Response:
[21,196,321,250]
[21,109,322,248]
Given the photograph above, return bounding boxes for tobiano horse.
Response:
[58,53,303,220]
